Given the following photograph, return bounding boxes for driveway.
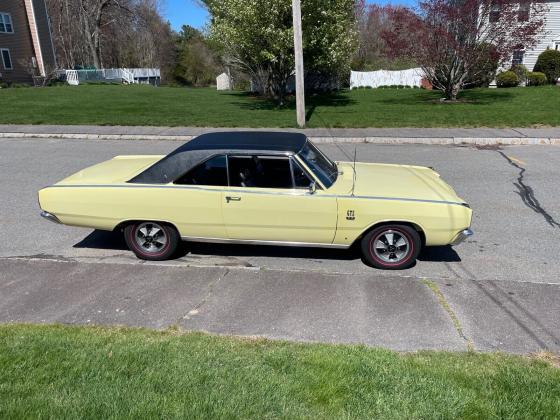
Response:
[1,138,559,353]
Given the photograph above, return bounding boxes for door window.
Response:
[174,155,228,186]
[291,158,313,188]
[229,156,294,189]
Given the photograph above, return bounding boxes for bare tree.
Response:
[46,0,174,75]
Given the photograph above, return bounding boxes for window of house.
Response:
[1,49,13,70]
[174,155,228,186]
[0,13,14,33]
[518,2,530,22]
[489,2,501,23]
[228,156,295,189]
[512,48,525,66]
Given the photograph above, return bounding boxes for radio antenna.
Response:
[351,146,357,197]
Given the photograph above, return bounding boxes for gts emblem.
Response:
[346,210,356,221]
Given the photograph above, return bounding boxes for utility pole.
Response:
[292,0,306,128]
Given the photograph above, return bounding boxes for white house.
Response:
[513,0,560,70]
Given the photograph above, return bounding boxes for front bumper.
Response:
[40,211,62,224]
[450,228,473,246]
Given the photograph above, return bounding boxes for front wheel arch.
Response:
[352,221,426,249]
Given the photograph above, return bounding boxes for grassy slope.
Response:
[0,84,559,127]
[1,325,559,419]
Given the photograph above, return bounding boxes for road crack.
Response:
[181,269,230,321]
[497,151,560,229]
[422,279,474,351]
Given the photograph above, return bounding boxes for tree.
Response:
[173,25,222,86]
[382,0,547,100]
[46,0,175,77]
[353,2,417,71]
[203,0,357,103]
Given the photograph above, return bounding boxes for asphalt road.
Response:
[1,138,559,283]
[1,138,559,353]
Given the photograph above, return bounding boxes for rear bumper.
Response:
[450,228,473,246]
[40,211,62,224]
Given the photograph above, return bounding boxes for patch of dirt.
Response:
[530,351,560,368]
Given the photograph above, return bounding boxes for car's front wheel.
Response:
[124,221,180,261]
[361,224,421,270]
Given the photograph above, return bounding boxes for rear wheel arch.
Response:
[114,219,180,234]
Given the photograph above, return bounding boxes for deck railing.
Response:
[63,68,160,85]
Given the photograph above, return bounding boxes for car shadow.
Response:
[74,230,462,264]
[182,241,362,261]
[73,230,128,251]
[418,245,461,262]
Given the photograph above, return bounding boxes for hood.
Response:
[55,155,164,185]
[340,162,465,204]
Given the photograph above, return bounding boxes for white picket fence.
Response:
[350,68,425,89]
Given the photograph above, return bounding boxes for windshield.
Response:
[298,141,338,188]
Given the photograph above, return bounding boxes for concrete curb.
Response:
[1,131,559,145]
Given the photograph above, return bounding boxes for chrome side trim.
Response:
[182,236,350,249]
[46,184,468,207]
[40,211,62,224]
[450,228,474,246]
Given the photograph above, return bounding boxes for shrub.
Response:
[527,71,547,86]
[533,49,560,84]
[496,70,519,88]
[510,64,529,84]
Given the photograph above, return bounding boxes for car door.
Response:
[169,154,228,239]
[222,154,338,244]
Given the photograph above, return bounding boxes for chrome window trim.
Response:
[46,184,469,206]
[182,236,350,249]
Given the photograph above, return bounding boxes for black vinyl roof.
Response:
[129,131,309,184]
[172,132,308,154]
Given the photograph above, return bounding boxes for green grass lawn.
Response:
[1,325,559,419]
[1,84,559,127]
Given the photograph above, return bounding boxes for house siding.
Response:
[523,0,560,71]
[0,0,55,84]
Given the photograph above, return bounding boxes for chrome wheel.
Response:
[371,229,410,264]
[134,222,168,254]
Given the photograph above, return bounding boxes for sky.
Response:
[164,0,416,32]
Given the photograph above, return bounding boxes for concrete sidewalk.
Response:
[1,258,559,354]
[1,124,560,145]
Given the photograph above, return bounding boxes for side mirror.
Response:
[308,181,317,194]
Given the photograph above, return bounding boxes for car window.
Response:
[174,155,228,186]
[291,158,312,188]
[229,156,293,189]
[298,142,338,188]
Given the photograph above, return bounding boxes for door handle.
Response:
[226,196,242,203]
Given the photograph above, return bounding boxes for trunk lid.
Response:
[56,155,164,185]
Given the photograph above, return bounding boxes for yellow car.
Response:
[38,132,473,269]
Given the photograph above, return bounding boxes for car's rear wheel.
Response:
[361,224,421,270]
[124,221,180,261]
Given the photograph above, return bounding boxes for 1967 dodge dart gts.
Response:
[38,132,473,269]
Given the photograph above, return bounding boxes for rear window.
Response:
[174,155,228,186]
